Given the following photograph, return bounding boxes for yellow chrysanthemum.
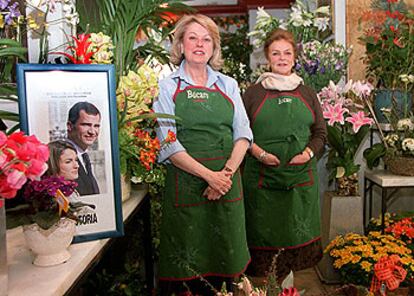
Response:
[361,261,372,272]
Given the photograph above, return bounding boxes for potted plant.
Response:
[363,87,414,175]
[319,80,375,195]
[21,175,80,266]
[325,231,414,291]
[316,80,375,282]
[0,130,48,287]
[249,1,351,92]
[359,0,414,122]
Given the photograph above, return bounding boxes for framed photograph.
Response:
[16,63,123,243]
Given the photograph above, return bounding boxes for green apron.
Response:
[243,89,321,249]
[159,80,250,280]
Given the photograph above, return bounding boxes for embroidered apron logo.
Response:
[278,97,292,104]
[187,90,209,100]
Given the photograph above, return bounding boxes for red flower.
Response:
[393,37,404,47]
[58,34,97,64]
[390,25,397,32]
[0,132,49,206]
[278,287,300,296]
[165,130,177,144]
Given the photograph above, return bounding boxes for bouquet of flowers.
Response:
[57,32,114,64]
[116,63,177,193]
[249,0,331,48]
[23,176,78,229]
[325,231,414,287]
[0,0,21,30]
[367,213,414,251]
[123,126,176,193]
[0,131,49,207]
[363,88,414,171]
[249,0,351,92]
[318,80,374,195]
[295,41,351,92]
[359,0,414,90]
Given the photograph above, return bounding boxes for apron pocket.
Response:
[258,161,314,190]
[170,156,243,207]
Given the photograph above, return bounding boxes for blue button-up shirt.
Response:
[153,61,253,162]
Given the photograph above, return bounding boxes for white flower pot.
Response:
[121,173,132,202]
[23,218,76,267]
[316,191,364,283]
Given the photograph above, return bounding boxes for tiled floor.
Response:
[294,268,340,296]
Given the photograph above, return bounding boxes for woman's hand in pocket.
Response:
[262,153,280,167]
[288,151,310,165]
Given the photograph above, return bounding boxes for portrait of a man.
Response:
[66,101,101,196]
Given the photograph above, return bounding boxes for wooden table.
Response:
[6,188,151,296]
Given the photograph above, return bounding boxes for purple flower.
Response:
[319,66,326,74]
[304,60,319,75]
[24,176,76,201]
[3,2,20,25]
[335,61,344,70]
[0,0,10,10]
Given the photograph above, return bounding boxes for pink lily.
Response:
[345,111,374,133]
[323,103,348,126]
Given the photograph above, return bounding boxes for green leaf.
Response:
[327,125,345,155]
[363,143,386,169]
[33,211,60,230]
[0,47,28,60]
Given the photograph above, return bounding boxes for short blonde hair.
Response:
[170,14,223,71]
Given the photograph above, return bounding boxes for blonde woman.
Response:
[154,14,253,295]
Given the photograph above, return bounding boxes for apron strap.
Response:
[172,79,182,103]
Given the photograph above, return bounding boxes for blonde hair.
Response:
[170,14,223,70]
[264,28,297,60]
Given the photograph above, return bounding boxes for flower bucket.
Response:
[0,199,7,296]
[23,218,76,267]
[384,156,414,176]
[121,173,132,202]
[374,90,413,123]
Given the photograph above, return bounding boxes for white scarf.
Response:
[257,72,303,91]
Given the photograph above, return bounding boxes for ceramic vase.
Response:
[23,218,76,267]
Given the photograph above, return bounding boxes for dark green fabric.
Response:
[243,91,321,248]
[159,84,250,280]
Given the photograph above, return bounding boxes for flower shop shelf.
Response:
[6,187,150,296]
[363,169,414,233]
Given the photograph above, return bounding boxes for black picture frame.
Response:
[16,63,123,243]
